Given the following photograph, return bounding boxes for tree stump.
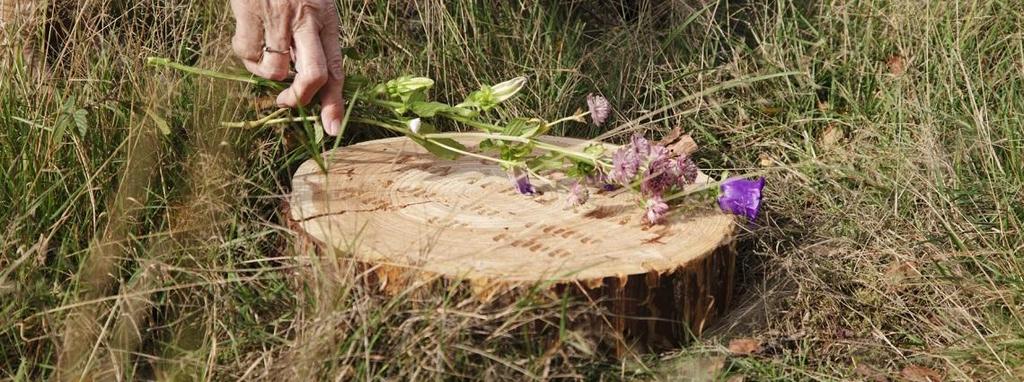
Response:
[288,135,738,355]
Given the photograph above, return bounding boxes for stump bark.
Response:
[288,135,738,354]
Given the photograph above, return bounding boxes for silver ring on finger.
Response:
[263,45,291,55]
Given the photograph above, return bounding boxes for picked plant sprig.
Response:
[146,57,766,225]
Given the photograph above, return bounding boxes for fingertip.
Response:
[275,91,293,108]
[325,120,339,136]
[321,106,344,137]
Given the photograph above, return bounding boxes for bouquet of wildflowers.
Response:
[148,58,765,225]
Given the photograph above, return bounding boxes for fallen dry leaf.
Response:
[655,126,685,146]
[759,106,783,115]
[727,338,762,355]
[656,126,699,157]
[667,135,698,157]
[854,363,889,382]
[887,54,906,76]
[900,365,942,382]
[660,355,726,382]
[884,261,919,287]
[818,124,845,151]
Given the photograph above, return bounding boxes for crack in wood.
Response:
[294,201,433,222]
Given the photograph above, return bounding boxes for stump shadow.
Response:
[704,213,812,338]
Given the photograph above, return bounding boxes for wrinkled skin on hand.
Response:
[229,0,346,135]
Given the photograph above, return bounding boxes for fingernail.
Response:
[327,120,341,136]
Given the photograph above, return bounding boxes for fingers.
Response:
[252,0,293,80]
[275,19,328,108]
[317,9,346,136]
[230,0,345,136]
[230,0,263,62]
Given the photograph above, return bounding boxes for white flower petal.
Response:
[408,118,422,134]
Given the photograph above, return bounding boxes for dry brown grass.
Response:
[2,0,1022,380]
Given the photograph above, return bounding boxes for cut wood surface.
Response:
[289,134,739,351]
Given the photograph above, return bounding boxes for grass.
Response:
[2,0,1022,380]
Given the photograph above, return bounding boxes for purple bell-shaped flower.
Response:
[508,168,537,195]
[718,177,765,222]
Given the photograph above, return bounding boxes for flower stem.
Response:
[146,57,285,90]
[547,111,589,127]
[148,57,611,174]
[347,117,403,133]
[662,181,719,203]
[534,141,610,168]
[424,132,609,168]
[220,108,291,128]
[361,97,608,167]
[422,132,529,143]
[439,113,502,133]
[348,117,515,166]
[224,116,319,128]
[661,171,771,203]
[432,140,514,166]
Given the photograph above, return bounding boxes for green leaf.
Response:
[402,120,463,160]
[340,47,363,60]
[478,138,498,151]
[503,118,529,136]
[72,109,88,136]
[344,73,371,94]
[504,118,547,138]
[145,108,172,136]
[412,120,437,134]
[314,122,324,144]
[391,93,428,115]
[409,101,451,117]
[566,160,596,178]
[583,143,606,156]
[53,116,68,143]
[406,92,427,104]
[379,76,435,114]
[450,106,478,118]
[459,85,495,110]
[409,136,465,160]
[520,119,549,138]
[526,152,565,172]
[499,141,534,163]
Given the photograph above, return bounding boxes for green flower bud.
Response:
[390,76,434,94]
[457,76,527,111]
[489,76,527,104]
[381,76,436,110]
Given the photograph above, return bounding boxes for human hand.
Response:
[229,0,346,136]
